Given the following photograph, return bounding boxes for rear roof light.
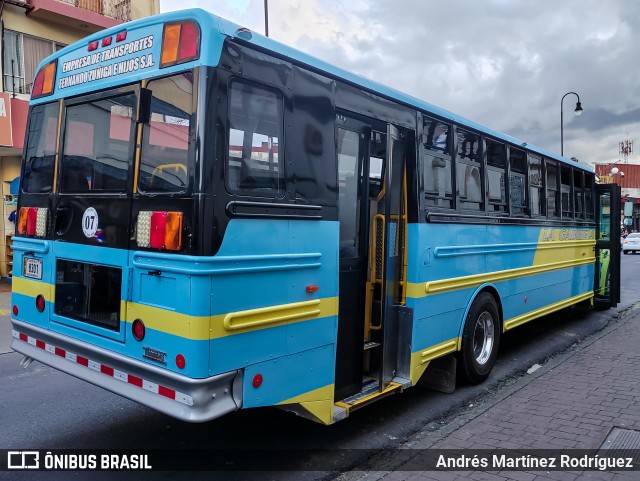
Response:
[101,36,112,47]
[160,20,200,68]
[88,40,99,51]
[178,22,199,59]
[136,211,183,251]
[115,31,127,42]
[31,61,56,98]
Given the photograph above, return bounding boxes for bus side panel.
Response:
[209,219,339,408]
[405,222,595,384]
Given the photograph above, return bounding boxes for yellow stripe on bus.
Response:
[406,256,595,299]
[13,277,339,341]
[503,291,593,331]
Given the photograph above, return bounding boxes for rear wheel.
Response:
[624,250,629,255]
[459,292,501,384]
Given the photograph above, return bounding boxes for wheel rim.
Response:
[473,311,494,365]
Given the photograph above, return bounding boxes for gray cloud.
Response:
[161,0,640,164]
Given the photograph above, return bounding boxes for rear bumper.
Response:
[11,319,243,423]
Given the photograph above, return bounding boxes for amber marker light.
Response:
[164,212,183,251]
[161,23,181,66]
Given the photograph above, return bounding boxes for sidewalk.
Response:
[352,305,640,481]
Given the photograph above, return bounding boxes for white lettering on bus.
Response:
[58,35,156,90]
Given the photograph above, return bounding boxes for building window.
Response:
[2,30,65,95]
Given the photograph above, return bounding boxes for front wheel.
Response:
[459,292,501,384]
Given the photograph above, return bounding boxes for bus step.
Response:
[363,340,381,351]
[334,378,403,415]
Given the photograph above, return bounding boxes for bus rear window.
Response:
[138,73,194,193]
[22,102,59,193]
[59,94,136,193]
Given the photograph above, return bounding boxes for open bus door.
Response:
[594,183,621,309]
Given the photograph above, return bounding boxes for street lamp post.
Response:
[560,92,583,157]
[264,0,269,37]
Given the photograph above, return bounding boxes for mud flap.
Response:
[418,355,457,394]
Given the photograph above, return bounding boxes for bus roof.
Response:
[33,8,592,173]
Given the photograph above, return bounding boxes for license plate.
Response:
[24,258,43,280]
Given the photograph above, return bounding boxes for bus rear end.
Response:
[10,10,244,422]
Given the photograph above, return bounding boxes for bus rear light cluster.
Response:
[31,60,56,98]
[136,211,183,251]
[160,20,200,68]
[18,207,48,237]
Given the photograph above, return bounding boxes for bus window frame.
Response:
[56,85,142,196]
[420,112,454,211]
[20,100,61,195]
[454,126,485,212]
[136,70,198,196]
[225,78,286,200]
[485,137,509,214]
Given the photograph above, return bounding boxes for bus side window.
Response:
[226,81,284,198]
[422,115,453,209]
[456,128,483,210]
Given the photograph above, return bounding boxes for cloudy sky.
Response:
[160,0,639,166]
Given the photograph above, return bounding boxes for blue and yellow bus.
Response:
[11,9,620,424]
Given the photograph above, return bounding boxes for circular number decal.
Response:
[82,207,99,238]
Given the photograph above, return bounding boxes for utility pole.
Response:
[264,0,269,37]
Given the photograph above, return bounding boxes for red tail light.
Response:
[26,208,37,236]
[115,31,127,42]
[36,295,46,313]
[88,40,99,51]
[150,212,167,249]
[132,319,145,341]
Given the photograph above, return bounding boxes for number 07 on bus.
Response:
[11,9,620,424]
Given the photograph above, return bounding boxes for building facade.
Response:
[0,0,159,278]
[595,162,640,233]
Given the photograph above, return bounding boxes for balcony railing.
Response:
[56,0,131,22]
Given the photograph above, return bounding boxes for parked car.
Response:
[622,232,640,254]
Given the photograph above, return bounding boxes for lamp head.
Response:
[574,101,583,116]
[611,167,619,175]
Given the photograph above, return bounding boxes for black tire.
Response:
[623,250,629,255]
[459,292,501,384]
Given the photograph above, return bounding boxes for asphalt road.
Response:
[1,255,639,480]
